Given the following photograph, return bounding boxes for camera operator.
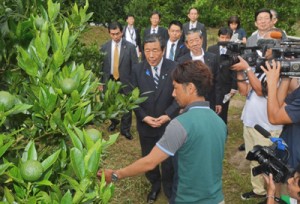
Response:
[260,59,300,172]
[231,29,283,201]
[263,165,300,204]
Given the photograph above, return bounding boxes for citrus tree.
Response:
[0,0,145,203]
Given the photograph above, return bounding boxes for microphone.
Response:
[270,31,283,40]
[254,124,271,138]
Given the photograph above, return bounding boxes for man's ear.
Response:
[254,21,258,28]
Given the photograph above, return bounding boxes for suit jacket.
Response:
[164,39,189,62]
[143,26,169,43]
[183,21,207,51]
[122,25,142,52]
[207,44,237,96]
[177,52,222,108]
[100,39,138,93]
[131,59,180,137]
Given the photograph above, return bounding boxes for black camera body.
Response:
[246,143,293,183]
[218,42,259,69]
[255,40,300,77]
[219,40,300,77]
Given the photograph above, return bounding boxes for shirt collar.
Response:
[182,101,210,113]
[112,39,122,47]
[191,49,205,62]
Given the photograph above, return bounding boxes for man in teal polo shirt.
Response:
[98,60,227,204]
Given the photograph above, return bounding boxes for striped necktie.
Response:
[169,43,175,61]
[153,66,159,89]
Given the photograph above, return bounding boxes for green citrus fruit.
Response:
[0,91,15,111]
[60,78,77,94]
[20,160,44,182]
[86,128,102,142]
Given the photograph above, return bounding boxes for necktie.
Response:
[152,29,156,34]
[113,43,119,80]
[169,43,175,60]
[153,66,159,89]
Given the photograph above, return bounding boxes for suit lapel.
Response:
[155,60,170,100]
[119,40,126,65]
[143,63,156,90]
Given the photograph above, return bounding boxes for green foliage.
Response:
[88,0,299,37]
[0,0,146,203]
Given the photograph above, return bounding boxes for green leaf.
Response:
[62,21,69,50]
[0,140,14,158]
[60,173,80,191]
[17,47,38,77]
[66,126,83,151]
[70,148,85,180]
[0,163,13,175]
[85,148,100,175]
[53,49,64,68]
[36,180,53,186]
[4,186,15,203]
[34,35,48,63]
[61,190,72,204]
[41,149,61,171]
[22,141,37,162]
[48,0,60,22]
[102,187,113,204]
[7,104,32,115]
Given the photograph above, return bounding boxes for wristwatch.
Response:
[244,67,252,74]
[111,172,118,182]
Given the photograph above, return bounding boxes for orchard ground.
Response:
[82,26,278,204]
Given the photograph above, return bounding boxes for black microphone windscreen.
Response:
[254,124,271,138]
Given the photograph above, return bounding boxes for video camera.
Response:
[255,39,300,77]
[218,41,259,69]
[219,36,300,77]
[246,125,293,183]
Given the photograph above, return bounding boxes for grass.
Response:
[82,26,267,204]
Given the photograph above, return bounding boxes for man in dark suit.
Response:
[123,14,142,58]
[131,34,179,203]
[164,20,188,62]
[182,8,207,50]
[178,29,222,114]
[208,27,237,124]
[143,11,169,45]
[100,21,138,140]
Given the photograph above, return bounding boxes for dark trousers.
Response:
[111,111,132,133]
[219,100,230,124]
[139,134,174,199]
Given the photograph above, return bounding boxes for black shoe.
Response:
[147,190,160,203]
[238,143,245,151]
[121,131,133,140]
[108,122,119,132]
[241,191,266,200]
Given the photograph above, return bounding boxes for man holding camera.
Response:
[261,60,300,172]
[231,25,283,201]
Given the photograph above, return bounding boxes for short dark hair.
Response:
[143,34,166,51]
[108,21,123,32]
[172,60,212,97]
[228,16,241,29]
[126,14,135,20]
[185,29,202,42]
[168,20,183,30]
[255,8,272,21]
[218,27,233,37]
[151,11,161,19]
